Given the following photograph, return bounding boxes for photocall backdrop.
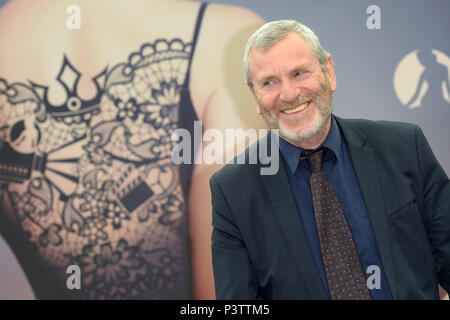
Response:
[0,0,449,299]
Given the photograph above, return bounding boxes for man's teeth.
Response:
[282,102,308,114]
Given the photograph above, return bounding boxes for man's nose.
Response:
[279,80,299,103]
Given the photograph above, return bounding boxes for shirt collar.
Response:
[278,115,343,174]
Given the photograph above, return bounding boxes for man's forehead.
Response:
[250,37,317,71]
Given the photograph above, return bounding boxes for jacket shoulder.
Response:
[338,117,422,146]
[342,118,420,133]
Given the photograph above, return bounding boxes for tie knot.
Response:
[301,148,324,173]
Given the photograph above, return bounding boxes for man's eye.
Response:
[263,80,274,86]
[294,71,303,77]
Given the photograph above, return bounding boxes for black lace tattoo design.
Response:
[0,39,195,299]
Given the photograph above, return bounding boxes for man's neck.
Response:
[282,116,332,150]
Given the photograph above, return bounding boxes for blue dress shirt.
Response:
[278,115,392,300]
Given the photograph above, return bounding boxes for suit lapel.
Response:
[260,132,328,299]
[335,117,397,299]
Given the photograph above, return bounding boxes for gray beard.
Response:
[277,109,332,145]
[260,93,333,145]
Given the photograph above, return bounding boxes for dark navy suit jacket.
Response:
[210,116,450,299]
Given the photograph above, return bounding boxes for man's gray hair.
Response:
[244,20,329,88]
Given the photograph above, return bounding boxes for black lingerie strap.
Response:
[185,2,208,79]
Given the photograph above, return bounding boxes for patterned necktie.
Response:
[301,148,372,300]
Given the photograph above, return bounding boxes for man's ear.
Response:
[248,83,261,114]
[325,54,337,92]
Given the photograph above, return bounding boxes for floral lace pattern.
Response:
[0,39,193,299]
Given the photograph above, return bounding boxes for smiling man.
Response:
[210,20,450,300]
[248,31,335,150]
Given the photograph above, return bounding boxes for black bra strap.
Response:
[186,2,208,78]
